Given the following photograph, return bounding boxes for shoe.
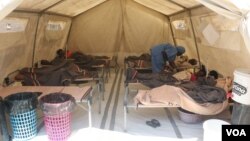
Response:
[151,119,161,127]
[146,120,157,128]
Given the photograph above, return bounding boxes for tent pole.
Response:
[31,14,41,67]
[118,0,125,54]
[188,10,201,69]
[64,21,73,60]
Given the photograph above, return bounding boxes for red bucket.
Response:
[44,112,71,141]
[39,93,75,141]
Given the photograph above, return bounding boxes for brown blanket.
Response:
[134,85,228,115]
[16,61,98,86]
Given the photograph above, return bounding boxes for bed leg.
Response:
[124,106,127,132]
[123,86,129,132]
[88,100,92,127]
[98,84,101,114]
[101,78,105,101]
[88,90,93,127]
[96,82,101,114]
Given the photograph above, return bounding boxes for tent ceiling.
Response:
[46,0,107,17]
[134,0,184,15]
[15,0,201,17]
[171,0,200,8]
[16,0,62,12]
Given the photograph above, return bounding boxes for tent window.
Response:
[171,19,190,40]
[201,23,219,46]
[196,14,241,51]
[46,20,66,31]
[45,20,66,41]
[172,20,187,30]
[200,15,239,31]
[0,17,28,33]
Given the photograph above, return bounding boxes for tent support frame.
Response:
[31,14,41,67]
[187,10,201,69]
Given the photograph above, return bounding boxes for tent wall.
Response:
[69,0,250,74]
[68,0,174,64]
[0,12,38,82]
[188,7,250,76]
[122,0,174,53]
[68,0,123,56]
[33,14,71,64]
[1,1,250,82]
[169,11,198,60]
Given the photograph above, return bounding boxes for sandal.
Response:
[146,120,157,128]
[151,119,161,127]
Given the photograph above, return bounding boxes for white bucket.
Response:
[203,119,229,141]
[232,69,250,105]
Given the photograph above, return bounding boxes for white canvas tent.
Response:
[0,0,250,81]
[1,1,250,141]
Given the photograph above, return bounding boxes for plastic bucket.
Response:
[178,108,202,124]
[44,112,72,141]
[231,102,250,124]
[203,119,229,141]
[39,93,75,141]
[10,110,37,141]
[4,92,39,141]
[232,69,250,105]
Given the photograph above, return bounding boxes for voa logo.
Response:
[226,129,246,136]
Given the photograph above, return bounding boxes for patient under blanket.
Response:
[16,61,98,86]
[134,85,228,115]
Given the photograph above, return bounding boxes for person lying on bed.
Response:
[34,49,66,67]
[174,58,198,70]
[134,83,228,115]
[15,61,98,86]
[133,69,228,106]
[125,64,207,88]
[205,70,232,93]
[68,51,108,69]
[125,53,151,68]
[181,69,232,93]
[38,49,107,71]
[126,68,178,88]
[178,78,228,104]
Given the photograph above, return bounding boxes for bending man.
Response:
[151,43,185,73]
